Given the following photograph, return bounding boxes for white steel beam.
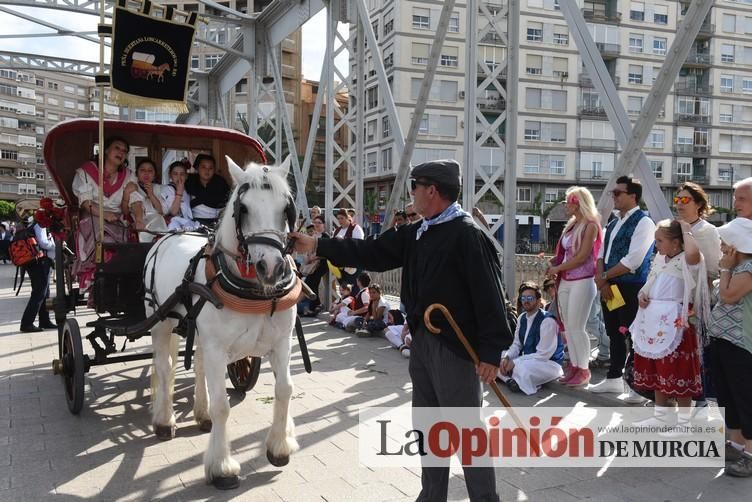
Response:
[0,50,102,75]
[381,0,457,232]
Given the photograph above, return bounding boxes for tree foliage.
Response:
[0,200,15,220]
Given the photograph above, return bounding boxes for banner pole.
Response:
[95,0,107,264]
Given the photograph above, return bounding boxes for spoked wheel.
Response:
[60,319,86,414]
[227,356,261,393]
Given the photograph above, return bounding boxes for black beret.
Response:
[410,159,461,190]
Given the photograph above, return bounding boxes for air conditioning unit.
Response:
[459,91,465,99]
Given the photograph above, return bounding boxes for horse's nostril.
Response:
[274,260,285,278]
[256,261,267,276]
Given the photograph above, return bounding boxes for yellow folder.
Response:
[606,284,626,311]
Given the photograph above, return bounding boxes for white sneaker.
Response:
[621,389,648,404]
[589,377,624,393]
[401,348,410,358]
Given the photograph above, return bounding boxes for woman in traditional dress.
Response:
[630,219,710,430]
[71,136,134,292]
[123,158,167,242]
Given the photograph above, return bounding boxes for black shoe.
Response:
[506,379,521,393]
[39,322,58,330]
[20,325,43,333]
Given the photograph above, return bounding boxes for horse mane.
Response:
[231,161,291,201]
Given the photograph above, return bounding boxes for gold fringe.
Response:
[110,89,189,113]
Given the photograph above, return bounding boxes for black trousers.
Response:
[710,338,752,439]
[304,260,328,308]
[409,327,500,502]
[21,259,52,327]
[601,282,643,379]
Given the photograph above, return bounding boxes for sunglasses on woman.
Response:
[673,196,693,205]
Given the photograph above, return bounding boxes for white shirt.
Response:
[72,167,136,214]
[33,223,55,259]
[191,204,221,220]
[160,184,194,220]
[334,224,365,240]
[503,309,559,363]
[692,219,720,280]
[598,206,656,272]
[370,297,390,323]
[129,183,163,219]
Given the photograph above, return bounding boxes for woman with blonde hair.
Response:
[546,186,603,386]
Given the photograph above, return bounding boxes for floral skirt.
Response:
[633,325,702,397]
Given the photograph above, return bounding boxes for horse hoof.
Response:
[212,475,239,490]
[266,450,290,467]
[155,424,175,440]
[199,420,212,432]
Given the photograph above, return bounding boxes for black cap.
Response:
[410,159,461,191]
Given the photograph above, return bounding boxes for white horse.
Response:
[145,157,299,489]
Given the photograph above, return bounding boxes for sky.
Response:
[0,6,345,81]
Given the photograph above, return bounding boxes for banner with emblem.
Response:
[110,0,197,112]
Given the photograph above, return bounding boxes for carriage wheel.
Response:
[60,319,86,414]
[227,356,261,393]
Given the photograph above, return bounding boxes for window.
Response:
[47,97,59,106]
[654,4,668,25]
[524,121,541,140]
[525,88,542,108]
[627,96,643,115]
[517,187,532,202]
[553,57,568,79]
[382,116,390,138]
[629,34,644,53]
[526,54,542,75]
[677,127,693,145]
[676,159,692,181]
[650,160,663,179]
[411,43,429,65]
[384,10,394,35]
[628,65,643,84]
[630,2,645,21]
[550,123,566,143]
[419,115,429,133]
[744,79,752,92]
[366,152,377,173]
[366,120,376,142]
[0,149,17,160]
[440,47,459,68]
[191,56,199,69]
[648,129,664,148]
[412,8,430,29]
[204,54,222,69]
[366,86,378,109]
[553,30,569,46]
[653,37,667,55]
[722,44,735,63]
[723,14,737,33]
[47,81,58,90]
[64,100,75,109]
[545,188,565,203]
[719,164,733,182]
[720,104,734,123]
[382,148,392,172]
[550,157,565,175]
[592,161,603,178]
[721,75,733,92]
[551,90,567,111]
[720,134,732,152]
[527,22,543,42]
[524,154,541,174]
[449,13,460,33]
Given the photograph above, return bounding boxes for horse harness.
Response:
[142,177,313,373]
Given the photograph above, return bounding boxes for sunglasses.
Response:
[410,179,435,191]
[611,189,628,197]
[673,196,693,205]
[520,295,537,302]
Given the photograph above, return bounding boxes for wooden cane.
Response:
[424,303,529,433]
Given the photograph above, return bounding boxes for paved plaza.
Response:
[0,263,749,501]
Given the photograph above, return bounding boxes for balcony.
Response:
[674,113,710,125]
[578,105,607,117]
[578,169,614,182]
[696,22,714,39]
[683,52,711,66]
[595,42,620,58]
[675,81,712,95]
[579,73,620,87]
[478,97,506,111]
[578,138,618,150]
[582,9,622,24]
[675,144,711,156]
[673,173,708,184]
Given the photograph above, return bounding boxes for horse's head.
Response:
[217,156,296,288]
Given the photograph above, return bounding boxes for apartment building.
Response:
[0,69,119,203]
[355,0,752,236]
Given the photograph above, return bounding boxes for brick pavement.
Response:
[0,263,748,501]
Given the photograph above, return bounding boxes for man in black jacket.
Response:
[291,159,512,502]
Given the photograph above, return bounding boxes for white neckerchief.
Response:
[415,202,469,240]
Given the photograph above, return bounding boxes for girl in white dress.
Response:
[160,160,201,232]
[124,159,167,242]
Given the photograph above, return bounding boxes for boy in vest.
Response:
[498,282,565,394]
[592,176,656,395]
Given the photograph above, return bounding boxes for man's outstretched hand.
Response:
[289,231,317,254]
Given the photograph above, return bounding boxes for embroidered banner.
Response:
[110,1,196,112]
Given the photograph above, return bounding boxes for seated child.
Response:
[384,309,412,358]
[336,273,371,331]
[124,158,167,242]
[161,160,201,232]
[329,283,354,327]
[353,283,389,338]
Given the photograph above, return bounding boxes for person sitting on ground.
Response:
[498,282,565,394]
[353,283,390,337]
[71,136,134,292]
[328,283,353,327]
[161,160,201,232]
[384,309,412,358]
[124,158,167,242]
[336,272,371,331]
[184,154,230,228]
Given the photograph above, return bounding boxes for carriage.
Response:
[46,119,268,415]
